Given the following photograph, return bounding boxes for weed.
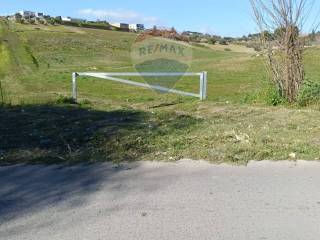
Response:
[24,45,39,68]
[56,95,77,104]
[298,80,320,106]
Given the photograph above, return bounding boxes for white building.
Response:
[110,23,129,30]
[129,24,145,31]
[62,17,72,22]
[35,12,44,18]
[19,10,36,18]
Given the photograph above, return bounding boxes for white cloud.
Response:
[78,8,159,25]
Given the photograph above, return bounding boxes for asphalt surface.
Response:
[1,160,320,240]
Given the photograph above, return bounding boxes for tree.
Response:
[261,31,274,41]
[170,27,177,33]
[241,35,248,41]
[14,13,23,23]
[219,39,228,45]
[309,29,316,42]
[250,0,316,103]
[29,19,36,25]
[208,38,217,44]
[55,16,62,24]
[47,17,56,25]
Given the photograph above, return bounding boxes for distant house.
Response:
[19,10,35,18]
[182,31,204,36]
[110,23,129,31]
[35,12,44,18]
[129,24,145,31]
[62,17,72,22]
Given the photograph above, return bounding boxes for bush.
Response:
[56,96,77,105]
[298,80,320,106]
[200,38,208,43]
[15,18,23,24]
[28,19,36,25]
[208,38,217,45]
[80,99,92,106]
[242,85,284,106]
[245,42,262,51]
[191,43,209,49]
[38,19,45,25]
[266,87,284,106]
[189,35,200,43]
[219,40,228,45]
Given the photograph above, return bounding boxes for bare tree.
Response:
[250,0,316,103]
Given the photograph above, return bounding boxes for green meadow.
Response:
[0,19,269,104]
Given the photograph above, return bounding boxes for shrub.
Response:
[219,40,228,45]
[208,38,217,45]
[191,43,209,48]
[28,19,36,25]
[47,18,56,25]
[253,45,262,52]
[38,19,45,25]
[298,80,320,106]
[55,17,62,24]
[245,42,262,51]
[266,87,284,106]
[200,38,208,43]
[80,99,92,106]
[56,96,77,105]
[242,85,284,106]
[187,36,199,43]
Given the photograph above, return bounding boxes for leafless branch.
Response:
[250,0,318,102]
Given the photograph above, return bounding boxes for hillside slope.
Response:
[2,19,320,106]
[0,19,266,104]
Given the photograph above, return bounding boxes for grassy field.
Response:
[1,19,320,164]
[0,20,267,104]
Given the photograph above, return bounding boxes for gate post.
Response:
[200,71,208,100]
[72,72,78,102]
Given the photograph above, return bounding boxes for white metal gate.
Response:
[72,72,208,101]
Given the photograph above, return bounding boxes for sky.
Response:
[1,0,320,37]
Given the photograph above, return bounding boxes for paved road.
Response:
[1,160,320,240]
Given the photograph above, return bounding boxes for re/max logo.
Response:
[138,44,186,57]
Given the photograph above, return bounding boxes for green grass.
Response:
[0,20,268,104]
[1,102,320,165]
[304,47,320,82]
[1,19,320,164]
[0,104,201,164]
